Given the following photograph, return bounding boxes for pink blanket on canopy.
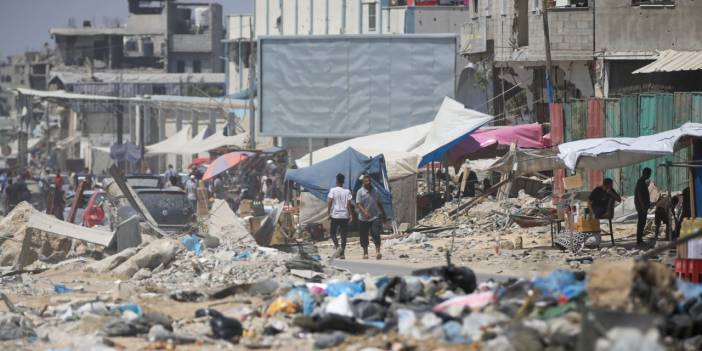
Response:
[447,123,547,160]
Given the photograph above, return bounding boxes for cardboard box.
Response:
[239,200,253,216]
[680,218,702,259]
[576,217,600,233]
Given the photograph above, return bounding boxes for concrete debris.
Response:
[111,238,179,278]
[0,185,697,350]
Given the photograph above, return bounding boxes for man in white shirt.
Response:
[327,173,353,259]
[185,175,197,210]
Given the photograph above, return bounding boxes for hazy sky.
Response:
[0,0,254,58]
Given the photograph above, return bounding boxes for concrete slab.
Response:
[109,215,142,253]
[27,210,114,246]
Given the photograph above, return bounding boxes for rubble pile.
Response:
[0,195,699,350]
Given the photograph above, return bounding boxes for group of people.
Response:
[588,167,690,247]
[327,173,386,260]
[161,158,284,213]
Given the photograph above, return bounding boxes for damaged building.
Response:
[50,0,224,73]
[461,0,702,124]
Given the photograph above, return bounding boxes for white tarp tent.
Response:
[294,97,494,227]
[558,122,702,171]
[296,123,428,180]
[187,131,248,155]
[145,126,193,155]
[411,97,494,167]
[296,97,494,178]
[167,128,209,154]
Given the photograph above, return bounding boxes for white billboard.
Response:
[258,34,457,138]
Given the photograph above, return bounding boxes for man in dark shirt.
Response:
[588,178,621,219]
[635,167,652,245]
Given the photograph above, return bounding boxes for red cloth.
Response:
[447,123,546,160]
[54,175,63,188]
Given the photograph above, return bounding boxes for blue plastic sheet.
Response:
[53,283,74,294]
[533,270,586,301]
[118,303,143,316]
[232,251,252,261]
[326,281,365,298]
[286,287,315,316]
[181,234,202,256]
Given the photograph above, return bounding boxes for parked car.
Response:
[132,188,194,231]
[125,175,164,189]
[81,190,109,228]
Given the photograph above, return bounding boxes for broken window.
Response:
[516,0,529,47]
[632,0,675,6]
[368,4,377,32]
[550,0,589,8]
[152,85,166,95]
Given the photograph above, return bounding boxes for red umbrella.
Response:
[202,152,255,181]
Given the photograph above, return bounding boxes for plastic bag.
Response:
[265,297,299,316]
[326,281,365,298]
[181,234,202,256]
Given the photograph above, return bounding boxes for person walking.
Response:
[327,173,353,259]
[356,174,386,260]
[635,167,652,246]
[185,175,198,210]
[164,164,178,184]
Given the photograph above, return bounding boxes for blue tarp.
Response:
[110,143,141,162]
[286,147,394,218]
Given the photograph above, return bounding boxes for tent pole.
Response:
[308,138,313,166]
[666,162,672,241]
[380,164,399,236]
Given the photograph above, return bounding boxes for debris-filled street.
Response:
[2,0,702,350]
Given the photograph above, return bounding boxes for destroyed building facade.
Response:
[50,0,225,73]
[461,0,702,123]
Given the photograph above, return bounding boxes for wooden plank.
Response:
[108,164,161,230]
[67,181,86,224]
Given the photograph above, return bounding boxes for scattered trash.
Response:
[195,308,243,341]
[232,251,252,261]
[265,297,299,316]
[53,283,74,294]
[326,281,365,298]
[181,234,203,256]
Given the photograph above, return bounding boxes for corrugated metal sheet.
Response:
[605,99,621,190]
[673,93,692,191]
[587,98,604,190]
[632,50,702,74]
[550,103,564,203]
[563,103,573,143]
[571,100,588,141]
[655,94,675,189]
[692,93,702,123]
[621,95,639,195]
[640,95,659,183]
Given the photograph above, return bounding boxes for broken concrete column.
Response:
[111,238,179,278]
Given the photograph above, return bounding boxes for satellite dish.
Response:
[1,145,11,157]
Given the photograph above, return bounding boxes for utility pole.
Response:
[542,0,556,102]
[248,16,256,149]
